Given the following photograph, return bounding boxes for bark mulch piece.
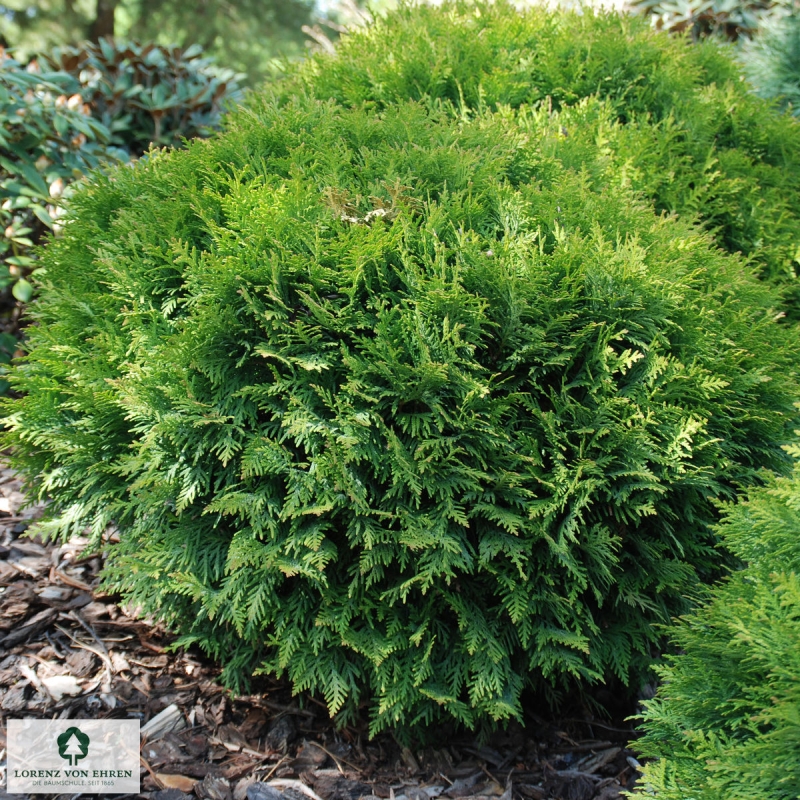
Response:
[0,461,643,800]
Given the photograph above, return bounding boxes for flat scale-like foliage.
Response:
[635,446,800,800]
[288,1,800,314]
[4,80,799,732]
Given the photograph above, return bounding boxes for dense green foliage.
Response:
[0,50,114,305]
[45,39,243,155]
[285,2,800,314]
[1,40,242,394]
[634,445,800,800]
[4,55,800,732]
[740,9,800,115]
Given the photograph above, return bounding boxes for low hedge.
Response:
[634,446,800,800]
[4,75,799,732]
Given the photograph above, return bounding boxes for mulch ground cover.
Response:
[0,461,642,800]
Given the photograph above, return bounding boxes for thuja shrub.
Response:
[4,92,800,733]
[505,93,800,313]
[287,1,800,312]
[634,446,800,800]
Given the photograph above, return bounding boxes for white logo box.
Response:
[7,719,140,794]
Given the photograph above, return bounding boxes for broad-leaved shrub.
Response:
[45,39,243,156]
[630,0,790,41]
[4,79,799,732]
[0,49,113,306]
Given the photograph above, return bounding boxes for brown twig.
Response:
[208,735,273,761]
[257,755,289,780]
[563,719,636,735]
[307,739,362,774]
[51,566,94,592]
[54,621,114,687]
[139,754,164,790]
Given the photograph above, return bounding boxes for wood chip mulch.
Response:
[0,462,642,800]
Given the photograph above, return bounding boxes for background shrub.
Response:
[739,8,800,116]
[634,444,800,800]
[629,0,791,41]
[4,70,799,733]
[285,1,800,315]
[0,49,114,309]
[0,0,316,90]
[44,39,243,156]
[0,40,243,394]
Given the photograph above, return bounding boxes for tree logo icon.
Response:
[57,727,90,766]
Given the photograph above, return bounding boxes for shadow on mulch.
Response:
[0,462,643,800]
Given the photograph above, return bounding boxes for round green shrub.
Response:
[634,444,800,800]
[4,69,800,733]
[286,1,800,314]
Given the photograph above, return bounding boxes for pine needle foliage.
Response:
[634,445,800,800]
[740,9,800,117]
[285,1,800,314]
[3,40,800,734]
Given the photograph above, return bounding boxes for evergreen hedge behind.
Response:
[4,75,799,732]
[288,1,800,314]
[635,445,800,800]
